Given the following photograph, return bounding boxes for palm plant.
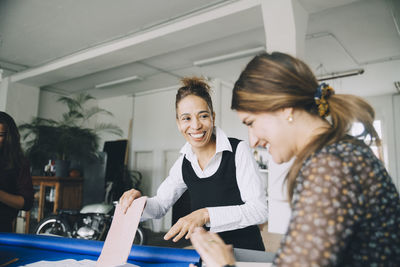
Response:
[19,93,123,170]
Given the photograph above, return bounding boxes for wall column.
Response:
[0,77,10,111]
[260,0,309,234]
[261,0,308,58]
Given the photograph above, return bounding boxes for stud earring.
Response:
[287,115,293,123]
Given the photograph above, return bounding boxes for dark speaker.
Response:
[103,140,127,183]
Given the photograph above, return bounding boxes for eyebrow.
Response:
[179,110,210,119]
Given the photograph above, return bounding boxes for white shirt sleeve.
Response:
[207,141,269,232]
[141,156,187,220]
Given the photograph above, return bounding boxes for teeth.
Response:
[190,132,205,138]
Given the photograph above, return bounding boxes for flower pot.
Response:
[55,160,71,178]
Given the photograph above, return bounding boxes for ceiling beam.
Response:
[261,0,308,58]
[10,0,262,84]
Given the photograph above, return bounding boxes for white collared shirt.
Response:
[142,127,268,233]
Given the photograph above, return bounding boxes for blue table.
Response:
[0,233,199,266]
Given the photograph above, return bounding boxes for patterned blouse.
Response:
[273,137,400,266]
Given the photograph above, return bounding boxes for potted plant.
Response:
[19,93,123,177]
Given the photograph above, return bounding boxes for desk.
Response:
[25,176,83,233]
[0,233,199,266]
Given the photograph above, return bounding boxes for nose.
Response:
[248,129,258,148]
[191,117,201,130]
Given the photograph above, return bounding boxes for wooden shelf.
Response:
[25,176,83,233]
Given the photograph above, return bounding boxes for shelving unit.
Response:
[25,176,83,233]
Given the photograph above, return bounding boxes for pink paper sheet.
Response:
[96,196,147,267]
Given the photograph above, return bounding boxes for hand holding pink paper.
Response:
[97,196,147,267]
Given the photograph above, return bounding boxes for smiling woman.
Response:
[190,52,400,267]
[119,76,268,251]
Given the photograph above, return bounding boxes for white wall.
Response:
[38,90,68,121]
[393,94,400,189]
[219,81,248,141]
[132,89,182,151]
[97,95,134,147]
[130,88,181,231]
[0,78,9,111]
[365,93,400,190]
[0,80,40,124]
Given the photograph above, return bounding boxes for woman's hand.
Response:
[164,208,209,242]
[119,189,142,214]
[190,227,236,267]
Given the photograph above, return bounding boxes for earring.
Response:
[287,115,293,123]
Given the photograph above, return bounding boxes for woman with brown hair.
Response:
[0,111,34,232]
[120,77,268,251]
[190,52,400,266]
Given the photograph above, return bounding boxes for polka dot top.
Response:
[273,137,400,266]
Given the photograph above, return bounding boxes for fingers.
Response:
[192,228,223,244]
[190,228,236,267]
[190,229,213,260]
[119,189,142,214]
[190,229,224,256]
[172,227,187,242]
[164,220,189,242]
[165,209,208,241]
[185,224,197,240]
[163,224,178,240]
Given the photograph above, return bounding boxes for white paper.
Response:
[237,262,272,267]
[23,259,96,266]
[23,260,139,267]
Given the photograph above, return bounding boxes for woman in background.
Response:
[190,52,400,266]
[120,77,268,251]
[0,111,34,232]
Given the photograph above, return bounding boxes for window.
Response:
[350,120,384,162]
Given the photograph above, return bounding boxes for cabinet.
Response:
[25,176,83,233]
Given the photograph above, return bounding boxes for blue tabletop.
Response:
[0,233,199,266]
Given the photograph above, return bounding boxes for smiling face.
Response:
[237,109,296,164]
[176,95,215,151]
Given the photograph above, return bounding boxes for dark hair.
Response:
[0,111,25,170]
[232,52,379,202]
[175,76,214,117]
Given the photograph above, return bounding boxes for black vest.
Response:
[182,138,265,251]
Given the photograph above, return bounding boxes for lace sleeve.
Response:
[273,153,361,266]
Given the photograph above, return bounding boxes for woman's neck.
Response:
[193,135,216,170]
[294,111,330,155]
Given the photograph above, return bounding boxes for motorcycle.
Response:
[34,201,147,245]
[35,167,146,244]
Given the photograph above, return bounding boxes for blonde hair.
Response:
[232,52,380,202]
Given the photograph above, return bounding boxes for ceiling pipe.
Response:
[317,68,364,81]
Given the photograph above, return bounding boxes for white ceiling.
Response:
[0,0,399,99]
